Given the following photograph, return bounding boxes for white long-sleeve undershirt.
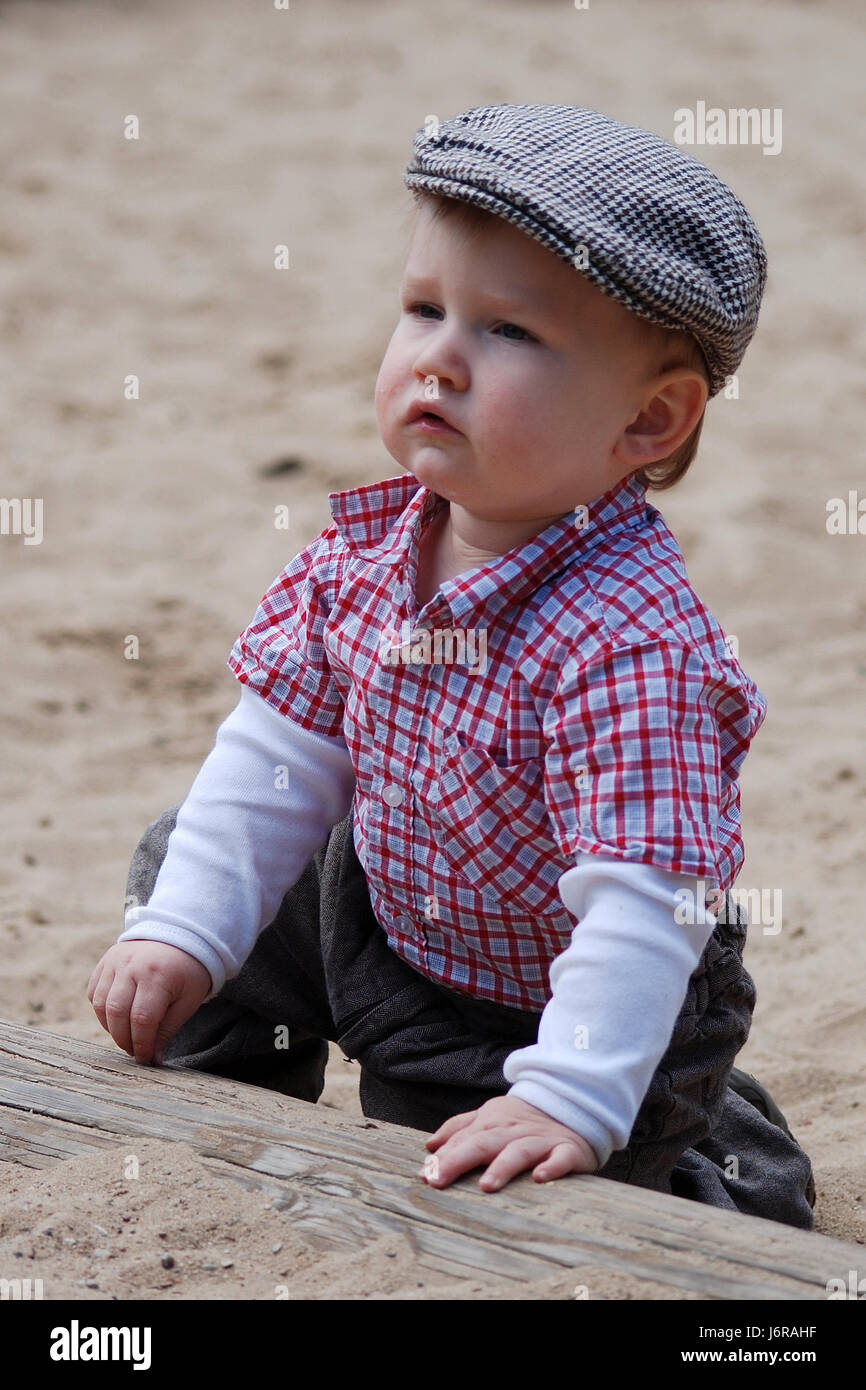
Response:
[119,686,356,992]
[119,685,719,1168]
[504,854,717,1166]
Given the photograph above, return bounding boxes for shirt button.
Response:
[383,784,404,806]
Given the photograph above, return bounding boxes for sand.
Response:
[1,0,864,1299]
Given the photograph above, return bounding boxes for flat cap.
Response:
[403,104,767,396]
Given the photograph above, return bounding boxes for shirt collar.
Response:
[329,469,650,621]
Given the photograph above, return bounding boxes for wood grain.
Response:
[0,1019,854,1299]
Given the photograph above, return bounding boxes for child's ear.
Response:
[616,370,708,468]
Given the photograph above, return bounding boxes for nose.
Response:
[411,318,469,394]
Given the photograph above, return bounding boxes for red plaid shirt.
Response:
[228,470,766,1010]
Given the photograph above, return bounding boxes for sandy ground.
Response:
[0,0,864,1299]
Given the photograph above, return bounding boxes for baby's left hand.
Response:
[420,1095,599,1192]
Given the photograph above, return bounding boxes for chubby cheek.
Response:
[374,354,397,420]
[495,364,593,459]
[476,376,546,459]
[374,351,410,458]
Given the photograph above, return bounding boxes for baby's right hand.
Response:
[87,941,212,1066]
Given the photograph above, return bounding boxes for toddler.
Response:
[88,105,814,1227]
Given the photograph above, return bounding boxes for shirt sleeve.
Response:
[542,639,766,884]
[227,522,346,738]
[503,852,720,1167]
[118,685,356,996]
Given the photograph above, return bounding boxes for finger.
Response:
[152,992,204,1066]
[86,959,103,1003]
[89,963,116,1033]
[103,974,138,1056]
[128,977,176,1065]
[477,1137,556,1192]
[420,1129,510,1186]
[532,1142,588,1183]
[424,1109,478,1150]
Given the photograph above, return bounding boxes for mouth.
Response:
[406,401,462,435]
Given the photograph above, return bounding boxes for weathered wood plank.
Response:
[0,1019,856,1299]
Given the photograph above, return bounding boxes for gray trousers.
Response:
[127,808,815,1229]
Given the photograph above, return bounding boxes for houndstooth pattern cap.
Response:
[403,104,767,396]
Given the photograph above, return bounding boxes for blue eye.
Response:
[495,322,532,342]
[404,303,534,341]
[407,302,442,319]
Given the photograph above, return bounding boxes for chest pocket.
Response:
[425,729,566,914]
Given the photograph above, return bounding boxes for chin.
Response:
[406,457,460,491]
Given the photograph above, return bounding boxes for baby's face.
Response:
[375,201,662,523]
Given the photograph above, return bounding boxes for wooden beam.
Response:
[0,1019,855,1299]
